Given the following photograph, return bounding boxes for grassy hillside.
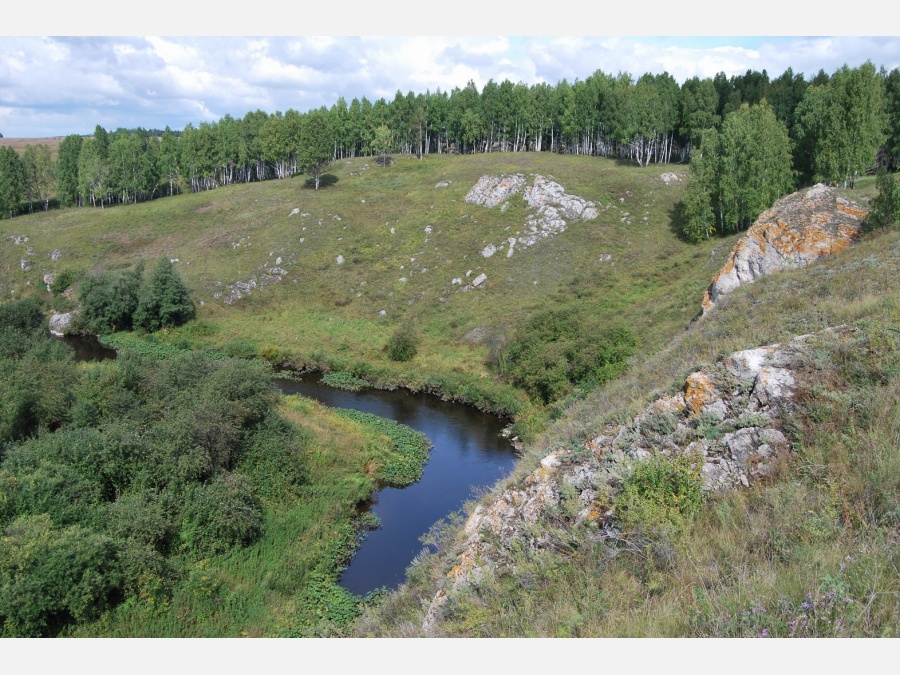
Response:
[0,153,729,425]
[354,176,900,636]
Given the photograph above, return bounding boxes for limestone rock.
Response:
[471,273,487,287]
[703,184,865,312]
[465,174,526,207]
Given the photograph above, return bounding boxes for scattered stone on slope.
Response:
[213,258,292,305]
[422,327,848,633]
[661,172,682,185]
[702,184,866,313]
[454,174,600,291]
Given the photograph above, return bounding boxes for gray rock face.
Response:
[49,310,78,337]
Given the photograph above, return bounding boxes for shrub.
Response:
[179,473,263,556]
[0,299,44,334]
[617,452,704,532]
[50,269,79,296]
[0,514,123,636]
[505,307,636,404]
[385,325,420,362]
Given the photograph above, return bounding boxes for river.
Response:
[61,336,518,597]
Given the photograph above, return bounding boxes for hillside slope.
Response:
[355,190,899,637]
[1,154,725,421]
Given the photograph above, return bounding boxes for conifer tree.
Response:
[134,259,195,332]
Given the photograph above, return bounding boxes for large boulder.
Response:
[49,310,79,336]
[702,184,866,313]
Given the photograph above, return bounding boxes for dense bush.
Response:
[0,306,79,446]
[0,313,307,635]
[79,265,143,334]
[79,259,194,335]
[0,515,123,637]
[385,325,420,362]
[505,307,636,404]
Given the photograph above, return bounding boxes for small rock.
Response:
[49,250,62,261]
[471,273,487,287]
[289,208,300,216]
[661,172,681,185]
[425,225,433,235]
[336,255,345,265]
[481,244,497,258]
[379,310,387,316]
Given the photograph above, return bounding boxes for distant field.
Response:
[0,135,66,156]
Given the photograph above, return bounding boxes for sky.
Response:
[2,31,898,138]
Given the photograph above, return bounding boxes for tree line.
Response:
[1,62,899,219]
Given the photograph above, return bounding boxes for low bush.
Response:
[385,325,420,362]
[617,452,705,532]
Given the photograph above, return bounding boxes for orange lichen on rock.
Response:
[702,184,866,313]
[684,371,718,415]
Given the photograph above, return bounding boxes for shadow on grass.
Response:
[668,199,692,243]
[302,174,339,190]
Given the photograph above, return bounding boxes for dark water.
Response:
[57,336,517,597]
[275,374,517,596]
[58,334,118,361]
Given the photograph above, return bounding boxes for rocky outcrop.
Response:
[702,184,866,312]
[453,174,598,288]
[465,174,527,207]
[422,327,846,632]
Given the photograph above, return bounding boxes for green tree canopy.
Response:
[298,110,333,190]
[793,61,886,188]
[684,102,793,237]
